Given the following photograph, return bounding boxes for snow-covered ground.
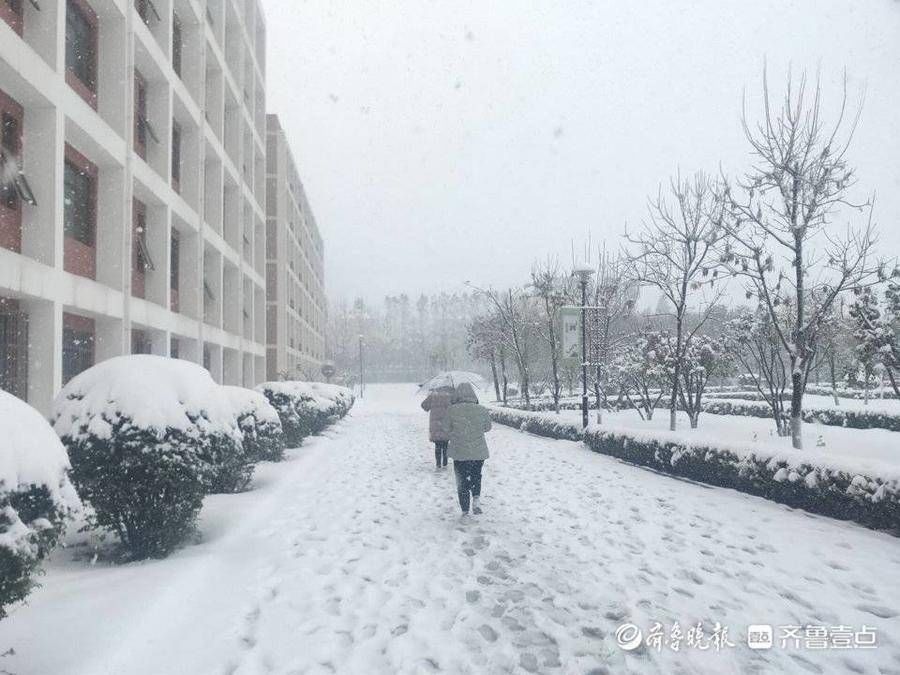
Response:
[2,384,900,674]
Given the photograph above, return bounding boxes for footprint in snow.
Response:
[478,624,499,642]
[855,604,898,619]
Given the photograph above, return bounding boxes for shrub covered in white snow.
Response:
[52,356,246,558]
[1,391,80,617]
[489,406,900,533]
[223,386,285,462]
[255,382,354,447]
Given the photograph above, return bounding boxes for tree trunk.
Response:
[829,357,840,406]
[499,350,508,405]
[690,412,699,429]
[670,305,685,432]
[490,355,501,403]
[790,371,804,449]
[887,367,900,397]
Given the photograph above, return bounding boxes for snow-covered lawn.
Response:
[541,408,900,481]
[2,384,900,674]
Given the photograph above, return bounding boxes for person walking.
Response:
[421,385,453,469]
[447,382,492,515]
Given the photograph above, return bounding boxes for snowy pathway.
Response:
[3,384,900,674]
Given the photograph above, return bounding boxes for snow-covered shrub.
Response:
[223,386,285,462]
[255,382,354,447]
[489,408,584,442]
[490,406,899,532]
[0,391,81,618]
[52,356,245,558]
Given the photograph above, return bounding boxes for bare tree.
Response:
[625,171,727,431]
[467,312,507,402]
[471,286,538,407]
[584,251,637,423]
[721,68,885,448]
[726,307,792,435]
[530,259,569,412]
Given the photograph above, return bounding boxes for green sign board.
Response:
[559,306,581,367]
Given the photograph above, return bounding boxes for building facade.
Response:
[0,0,269,414]
[265,114,325,381]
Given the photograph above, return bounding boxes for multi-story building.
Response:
[265,114,325,381]
[0,0,269,414]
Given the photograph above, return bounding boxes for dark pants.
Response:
[453,460,484,513]
[434,441,448,467]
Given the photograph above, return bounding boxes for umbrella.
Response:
[418,370,486,393]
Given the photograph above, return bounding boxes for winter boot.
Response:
[472,496,482,515]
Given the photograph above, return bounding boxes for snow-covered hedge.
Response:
[506,397,900,432]
[702,399,900,433]
[255,382,354,447]
[0,391,81,618]
[223,386,285,462]
[489,408,585,442]
[489,407,900,533]
[52,356,246,558]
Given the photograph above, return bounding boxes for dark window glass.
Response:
[62,325,94,384]
[172,13,183,77]
[64,160,94,246]
[1,112,20,155]
[66,0,97,92]
[1,112,20,208]
[134,73,147,151]
[171,121,181,186]
[170,231,180,291]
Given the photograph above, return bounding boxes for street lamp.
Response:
[572,262,595,429]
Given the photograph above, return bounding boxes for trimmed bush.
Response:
[488,407,900,533]
[224,386,285,462]
[255,382,355,448]
[1,391,80,618]
[506,396,900,432]
[52,356,245,558]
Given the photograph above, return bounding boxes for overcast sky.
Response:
[262,0,900,304]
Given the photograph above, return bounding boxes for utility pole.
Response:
[573,263,595,428]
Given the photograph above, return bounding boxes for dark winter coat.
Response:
[421,387,453,442]
[447,382,492,461]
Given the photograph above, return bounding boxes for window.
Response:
[62,313,94,384]
[171,121,181,190]
[1,0,24,36]
[172,12,183,77]
[132,199,153,299]
[134,71,158,159]
[64,157,94,246]
[169,336,179,359]
[65,0,98,107]
[63,145,97,279]
[1,88,30,253]
[131,328,151,354]
[0,298,27,399]
[134,0,160,27]
[170,230,180,312]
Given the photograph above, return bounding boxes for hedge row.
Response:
[489,407,900,534]
[505,396,900,432]
[702,399,900,433]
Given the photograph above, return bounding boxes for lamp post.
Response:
[573,263,595,429]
